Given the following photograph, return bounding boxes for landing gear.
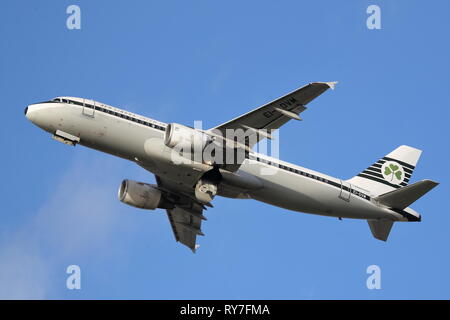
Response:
[194,167,222,204]
[195,179,218,203]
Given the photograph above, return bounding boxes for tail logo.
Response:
[381,161,404,185]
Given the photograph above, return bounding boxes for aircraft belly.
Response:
[62,109,215,188]
[242,163,393,220]
[72,110,163,161]
[246,168,332,214]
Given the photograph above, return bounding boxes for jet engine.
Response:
[163,123,247,171]
[164,123,212,151]
[118,179,171,210]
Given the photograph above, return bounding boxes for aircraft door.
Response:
[82,99,95,117]
[339,180,351,202]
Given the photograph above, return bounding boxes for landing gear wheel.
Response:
[195,179,218,204]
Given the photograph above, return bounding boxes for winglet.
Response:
[326,81,338,90]
[312,81,338,90]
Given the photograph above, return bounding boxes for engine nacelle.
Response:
[164,123,212,151]
[163,123,247,172]
[118,179,167,210]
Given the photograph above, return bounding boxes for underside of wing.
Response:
[166,204,205,253]
[156,175,208,253]
[210,82,336,147]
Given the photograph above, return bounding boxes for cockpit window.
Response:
[48,98,87,107]
[69,99,83,106]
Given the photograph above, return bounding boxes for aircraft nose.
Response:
[25,105,32,121]
[24,105,36,122]
[24,104,53,132]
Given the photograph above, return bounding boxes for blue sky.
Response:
[1,0,449,299]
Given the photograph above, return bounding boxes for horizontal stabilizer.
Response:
[375,179,439,210]
[368,220,394,241]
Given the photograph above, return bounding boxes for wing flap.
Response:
[167,204,205,252]
[155,175,207,253]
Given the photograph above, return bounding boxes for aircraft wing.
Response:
[210,82,336,147]
[155,175,208,253]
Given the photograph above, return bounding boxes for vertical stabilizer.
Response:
[347,145,422,195]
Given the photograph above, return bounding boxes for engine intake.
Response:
[118,179,170,210]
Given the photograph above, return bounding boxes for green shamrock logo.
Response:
[384,163,402,182]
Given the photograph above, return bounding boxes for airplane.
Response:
[24,82,438,252]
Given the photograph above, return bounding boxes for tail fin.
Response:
[367,180,438,241]
[347,145,422,195]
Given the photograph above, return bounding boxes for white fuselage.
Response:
[25,98,415,222]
